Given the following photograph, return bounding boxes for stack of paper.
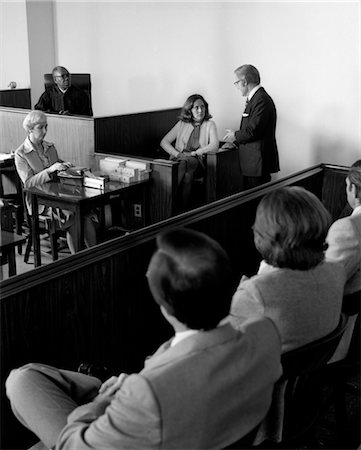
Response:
[83,170,109,189]
[98,157,151,183]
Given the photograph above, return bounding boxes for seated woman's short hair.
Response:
[178,94,212,123]
[23,110,47,132]
[147,228,236,330]
[253,186,331,270]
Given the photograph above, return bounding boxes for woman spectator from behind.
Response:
[229,186,346,352]
[160,94,218,212]
[15,110,97,254]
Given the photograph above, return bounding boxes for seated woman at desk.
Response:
[229,186,345,353]
[160,94,219,212]
[14,110,97,254]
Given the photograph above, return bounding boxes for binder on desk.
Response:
[58,166,88,187]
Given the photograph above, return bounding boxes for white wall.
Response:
[53,1,360,178]
[0,0,30,89]
[26,0,56,108]
[3,1,360,178]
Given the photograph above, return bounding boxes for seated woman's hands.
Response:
[48,161,73,173]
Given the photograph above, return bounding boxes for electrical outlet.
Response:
[134,204,142,218]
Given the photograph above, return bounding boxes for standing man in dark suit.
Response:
[35,66,93,116]
[223,65,280,189]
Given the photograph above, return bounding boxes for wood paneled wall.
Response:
[0,89,31,109]
[1,164,348,449]
[94,108,181,158]
[0,107,94,167]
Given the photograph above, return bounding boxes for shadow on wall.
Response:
[312,134,360,167]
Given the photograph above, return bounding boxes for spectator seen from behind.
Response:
[7,228,281,449]
[326,160,361,296]
[229,186,345,352]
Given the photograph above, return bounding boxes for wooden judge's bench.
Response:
[0,162,349,449]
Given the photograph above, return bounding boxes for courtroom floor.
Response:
[2,235,71,280]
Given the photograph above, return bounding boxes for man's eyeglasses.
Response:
[234,79,245,86]
[54,74,69,79]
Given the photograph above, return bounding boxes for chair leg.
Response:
[15,206,24,254]
[24,233,32,264]
[50,232,58,261]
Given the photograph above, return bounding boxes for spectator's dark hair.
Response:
[178,94,212,123]
[348,160,361,199]
[253,186,331,270]
[234,64,261,85]
[147,228,236,330]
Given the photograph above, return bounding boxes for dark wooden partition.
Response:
[0,164,348,449]
[93,108,244,217]
[93,152,179,223]
[94,108,181,158]
[0,89,31,109]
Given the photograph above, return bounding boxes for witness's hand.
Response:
[48,161,72,173]
[59,110,70,115]
[176,152,189,160]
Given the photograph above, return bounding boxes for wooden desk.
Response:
[0,231,26,279]
[25,179,149,267]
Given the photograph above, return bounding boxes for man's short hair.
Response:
[147,228,236,330]
[253,186,331,270]
[23,110,47,132]
[52,66,69,77]
[348,160,361,199]
[234,64,261,85]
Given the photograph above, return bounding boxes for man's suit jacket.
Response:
[326,206,361,295]
[57,319,282,449]
[234,87,279,177]
[230,260,345,353]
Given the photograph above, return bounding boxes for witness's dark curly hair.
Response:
[178,94,212,123]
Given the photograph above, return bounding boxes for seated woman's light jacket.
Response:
[229,259,346,352]
[15,137,59,214]
[163,120,219,155]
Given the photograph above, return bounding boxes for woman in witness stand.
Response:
[14,110,97,254]
[229,186,346,353]
[160,94,218,212]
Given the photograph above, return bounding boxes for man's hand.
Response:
[93,373,128,403]
[222,129,236,142]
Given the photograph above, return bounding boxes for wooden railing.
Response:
[0,163,349,448]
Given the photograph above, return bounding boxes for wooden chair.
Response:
[252,314,349,447]
[320,291,361,434]
[22,189,59,263]
[1,203,26,278]
[0,160,24,252]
